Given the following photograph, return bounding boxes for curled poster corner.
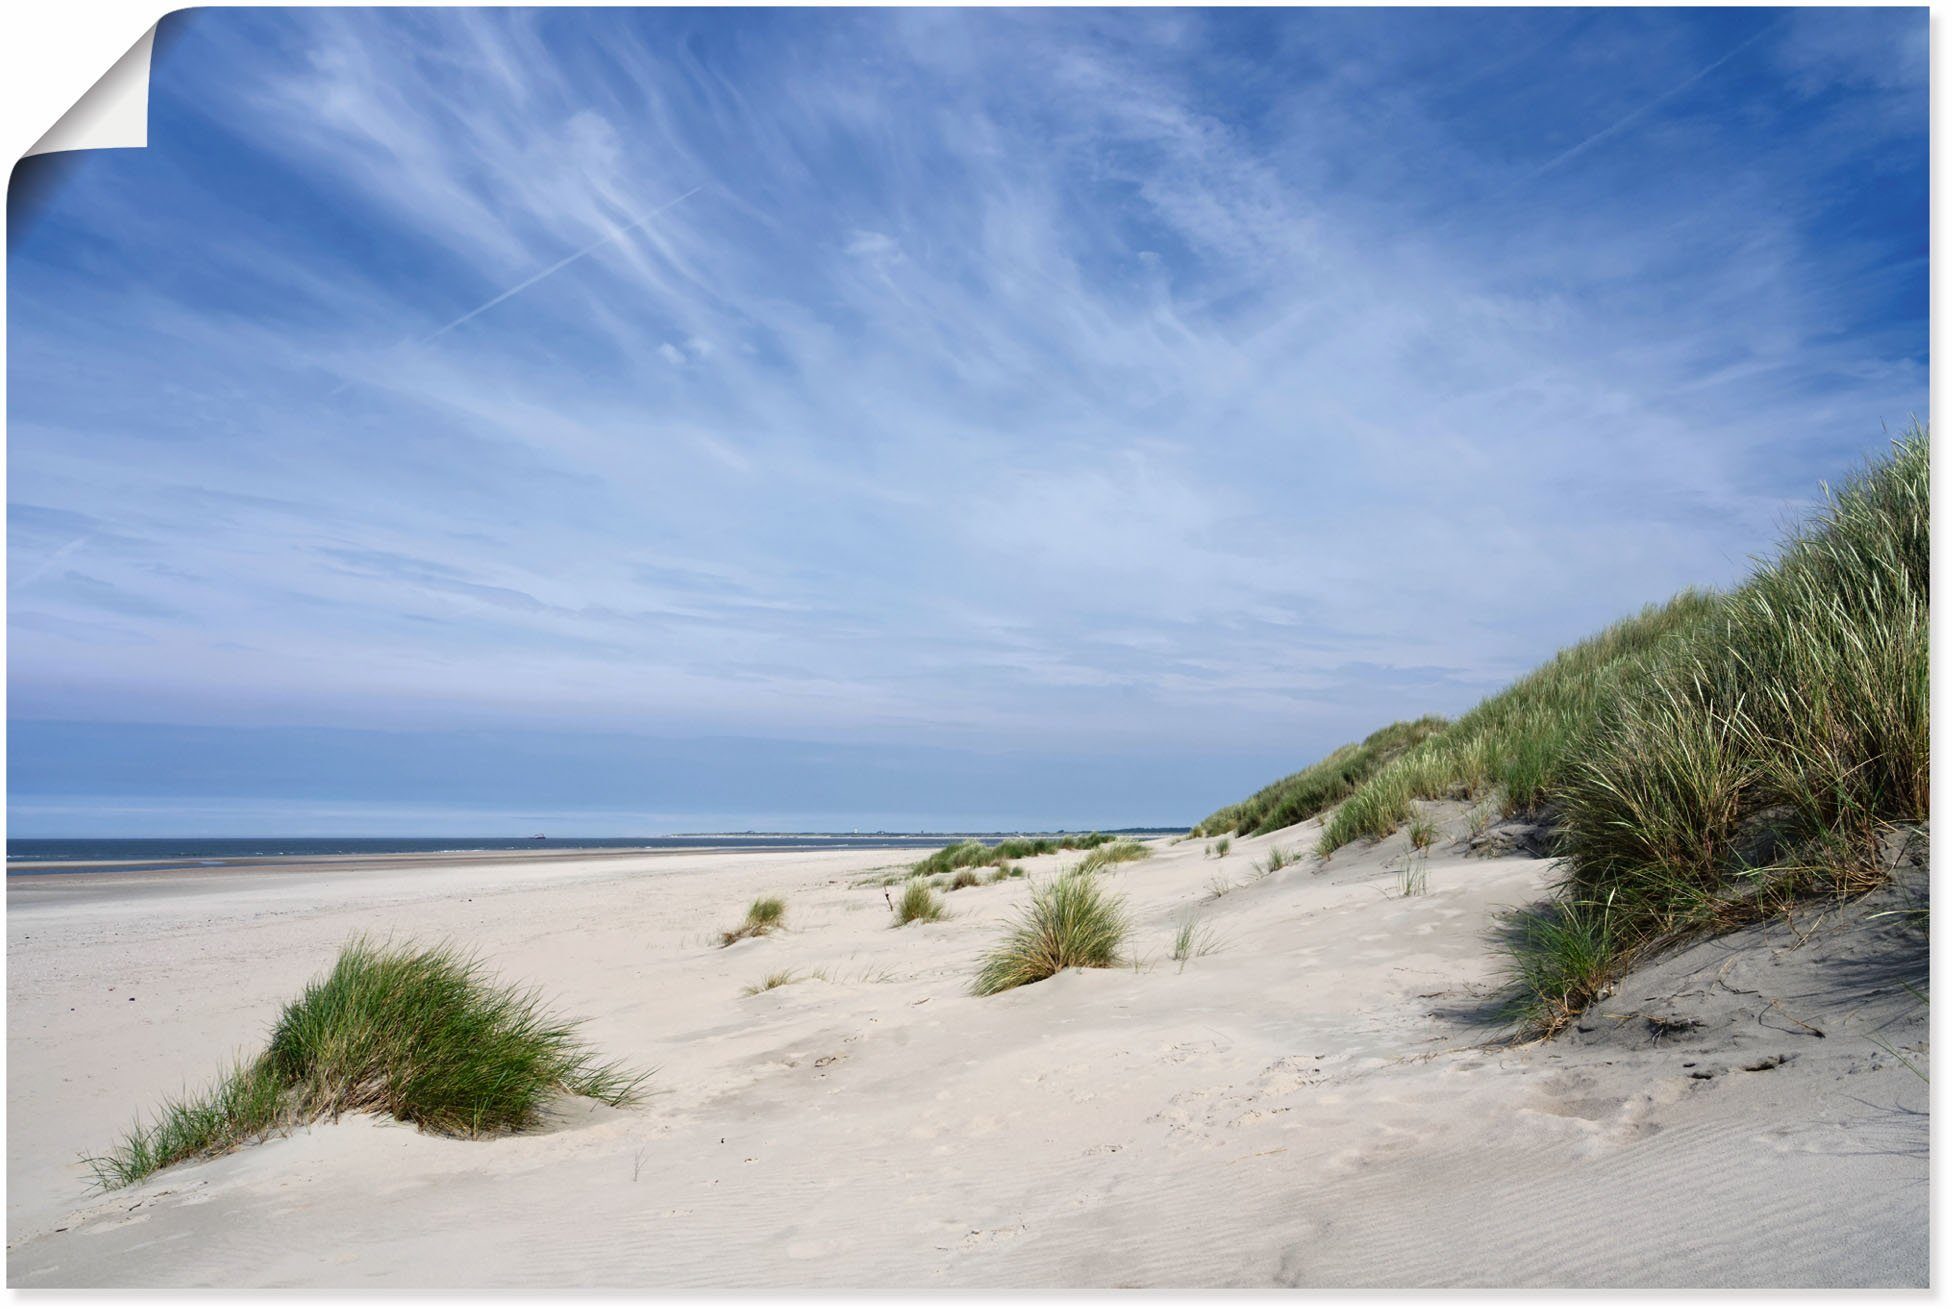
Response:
[26,23,158,158]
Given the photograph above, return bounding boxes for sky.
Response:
[6,6,1928,836]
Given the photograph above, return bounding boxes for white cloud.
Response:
[7,6,1925,770]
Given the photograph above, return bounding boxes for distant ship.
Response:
[531,833,546,841]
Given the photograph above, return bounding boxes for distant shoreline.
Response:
[5,829,1188,877]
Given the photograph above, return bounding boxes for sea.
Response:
[7,831,1180,876]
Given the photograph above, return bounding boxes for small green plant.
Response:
[948,869,983,891]
[893,878,946,926]
[1398,850,1430,898]
[988,864,1027,883]
[1170,916,1220,969]
[721,895,787,946]
[741,969,803,996]
[1251,843,1296,879]
[1205,876,1235,899]
[1501,895,1622,1034]
[1407,813,1438,851]
[1213,836,1232,858]
[85,938,644,1189]
[973,870,1129,995]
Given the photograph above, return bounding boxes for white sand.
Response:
[6,820,1927,1287]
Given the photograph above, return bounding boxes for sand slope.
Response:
[5,820,1927,1287]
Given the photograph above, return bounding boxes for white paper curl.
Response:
[26,24,156,157]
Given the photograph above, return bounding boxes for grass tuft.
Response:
[86,938,644,1188]
[1074,839,1151,874]
[1251,843,1299,879]
[892,878,947,926]
[973,871,1130,995]
[741,969,803,997]
[1500,897,1620,1033]
[721,895,786,946]
[1170,915,1221,969]
[1398,850,1430,898]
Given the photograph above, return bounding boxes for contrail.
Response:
[15,533,92,587]
[1517,21,1778,186]
[416,185,703,346]
[415,185,703,346]
[330,185,703,395]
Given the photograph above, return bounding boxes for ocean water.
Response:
[7,832,1177,874]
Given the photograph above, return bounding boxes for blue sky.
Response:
[7,7,1927,835]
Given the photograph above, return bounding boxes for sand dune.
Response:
[6,820,1926,1287]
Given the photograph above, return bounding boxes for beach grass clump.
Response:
[1398,851,1430,898]
[1194,716,1448,837]
[973,870,1130,995]
[893,878,947,926]
[948,868,984,891]
[1170,916,1221,968]
[1501,897,1620,1033]
[86,938,644,1188]
[1406,813,1439,851]
[721,895,786,946]
[741,969,804,997]
[1212,836,1231,858]
[1074,839,1150,874]
[1252,843,1298,879]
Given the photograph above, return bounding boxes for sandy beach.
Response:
[5,817,1926,1288]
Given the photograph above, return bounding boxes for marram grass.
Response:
[1193,716,1447,837]
[973,870,1129,995]
[721,895,786,946]
[1170,915,1220,967]
[892,878,947,926]
[1314,591,1719,857]
[1204,428,1929,1035]
[1073,838,1151,874]
[86,938,644,1189]
[741,969,804,996]
[1530,431,1928,1030]
[909,832,1114,877]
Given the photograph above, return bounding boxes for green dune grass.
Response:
[720,895,786,946]
[892,878,947,925]
[1201,429,1928,1033]
[1074,838,1151,873]
[973,869,1129,995]
[1192,716,1448,837]
[86,938,644,1188]
[908,832,1114,877]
